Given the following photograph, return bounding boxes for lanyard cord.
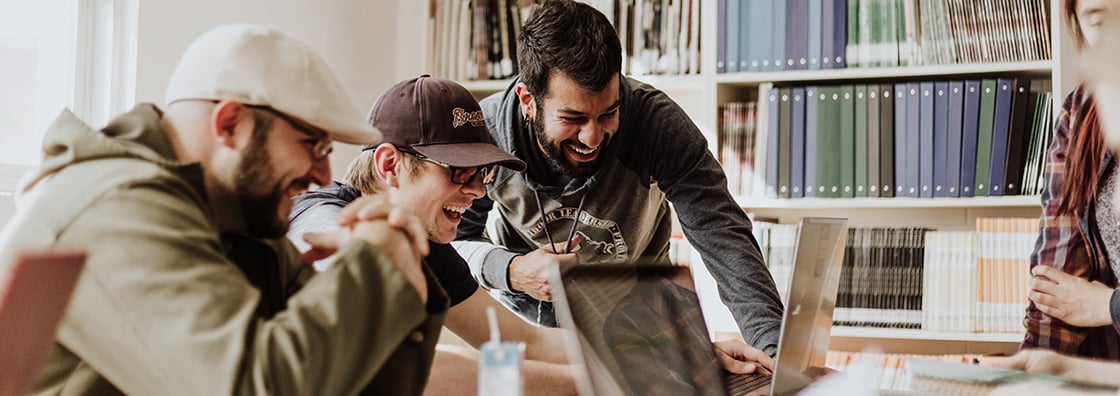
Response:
[532,190,587,254]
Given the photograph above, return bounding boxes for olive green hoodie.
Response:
[0,104,448,395]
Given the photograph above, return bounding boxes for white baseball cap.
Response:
[164,24,381,145]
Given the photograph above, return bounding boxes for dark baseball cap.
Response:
[366,74,526,171]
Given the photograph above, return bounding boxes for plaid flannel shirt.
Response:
[1023,84,1120,359]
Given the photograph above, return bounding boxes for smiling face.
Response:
[378,147,487,243]
[235,106,332,238]
[521,72,621,178]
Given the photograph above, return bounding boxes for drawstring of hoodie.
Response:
[531,189,586,254]
[531,189,586,325]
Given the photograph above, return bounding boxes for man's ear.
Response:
[372,144,403,188]
[210,100,251,149]
[515,82,536,120]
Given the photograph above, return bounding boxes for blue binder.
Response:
[906,82,921,197]
[988,78,1015,196]
[944,81,965,197]
[932,82,949,197]
[772,0,787,71]
[960,80,982,197]
[779,88,792,198]
[717,0,728,73]
[726,0,739,72]
[833,0,847,68]
[919,81,935,198]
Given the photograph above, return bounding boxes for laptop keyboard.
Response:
[727,373,772,395]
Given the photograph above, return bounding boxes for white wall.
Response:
[0,196,13,231]
[134,0,406,176]
[1,0,425,229]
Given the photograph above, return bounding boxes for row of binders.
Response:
[717,0,1052,73]
[754,218,1033,333]
[719,78,1055,199]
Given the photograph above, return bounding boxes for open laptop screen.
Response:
[770,217,848,395]
[554,264,727,396]
[551,217,848,396]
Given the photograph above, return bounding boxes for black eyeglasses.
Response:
[400,148,498,185]
[248,105,334,160]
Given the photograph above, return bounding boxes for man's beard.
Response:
[532,103,609,179]
[235,130,289,239]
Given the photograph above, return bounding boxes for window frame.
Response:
[0,0,136,195]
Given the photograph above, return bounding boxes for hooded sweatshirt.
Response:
[452,77,782,354]
[0,104,448,395]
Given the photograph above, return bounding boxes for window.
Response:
[0,0,136,193]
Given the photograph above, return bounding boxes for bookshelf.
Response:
[829,327,1022,355]
[715,60,1054,85]
[410,0,1073,355]
[736,195,1040,210]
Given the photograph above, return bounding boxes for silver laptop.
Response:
[549,217,849,396]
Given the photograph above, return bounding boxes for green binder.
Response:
[974,79,997,197]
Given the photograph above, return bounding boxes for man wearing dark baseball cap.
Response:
[289,75,580,395]
[366,74,527,173]
[0,24,445,394]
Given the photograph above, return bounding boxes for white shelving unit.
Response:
[406,0,1073,356]
[829,327,1023,355]
[715,61,1054,85]
[737,195,1042,210]
[460,79,513,95]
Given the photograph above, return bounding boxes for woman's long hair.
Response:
[1058,96,1105,217]
[1056,0,1106,217]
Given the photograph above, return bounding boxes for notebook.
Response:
[0,251,87,396]
[550,217,849,396]
[906,357,1120,394]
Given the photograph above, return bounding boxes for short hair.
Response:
[343,146,419,195]
[517,0,622,98]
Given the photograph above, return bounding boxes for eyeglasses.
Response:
[248,105,334,160]
[400,148,498,185]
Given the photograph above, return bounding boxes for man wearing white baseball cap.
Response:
[0,24,447,395]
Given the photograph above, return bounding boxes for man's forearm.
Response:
[452,240,518,291]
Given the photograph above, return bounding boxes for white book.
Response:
[455,0,470,81]
[687,0,699,74]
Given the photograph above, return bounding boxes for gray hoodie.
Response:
[452,77,783,354]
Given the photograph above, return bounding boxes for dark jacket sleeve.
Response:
[620,81,783,355]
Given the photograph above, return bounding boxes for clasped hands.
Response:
[300,195,431,303]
